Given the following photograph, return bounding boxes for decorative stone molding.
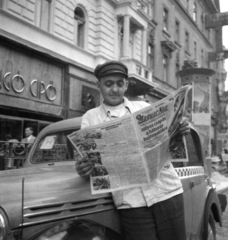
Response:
[161,40,176,57]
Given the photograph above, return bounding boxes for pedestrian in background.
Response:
[21,126,36,144]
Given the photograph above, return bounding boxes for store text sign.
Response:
[1,71,57,101]
[0,45,63,105]
[206,12,228,29]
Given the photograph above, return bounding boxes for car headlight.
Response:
[0,213,7,240]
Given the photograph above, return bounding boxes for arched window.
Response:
[193,2,197,22]
[74,6,86,48]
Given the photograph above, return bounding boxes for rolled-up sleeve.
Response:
[81,113,90,129]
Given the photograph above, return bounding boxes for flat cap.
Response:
[94,60,128,80]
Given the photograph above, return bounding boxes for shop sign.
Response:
[1,71,57,101]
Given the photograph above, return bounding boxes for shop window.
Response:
[81,85,100,110]
[23,121,38,139]
[39,123,50,133]
[74,6,86,48]
[0,118,22,142]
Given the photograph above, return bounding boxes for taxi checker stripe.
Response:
[175,166,204,177]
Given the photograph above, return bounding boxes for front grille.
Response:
[21,196,114,227]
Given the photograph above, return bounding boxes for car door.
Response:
[184,131,207,237]
[172,136,193,240]
[172,130,206,240]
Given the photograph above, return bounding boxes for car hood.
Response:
[0,164,113,229]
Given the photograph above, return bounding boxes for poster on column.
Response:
[192,82,211,125]
[195,125,210,156]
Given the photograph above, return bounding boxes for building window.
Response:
[186,0,189,11]
[136,65,142,75]
[148,43,154,70]
[201,49,204,67]
[36,0,52,31]
[185,31,189,53]
[194,41,197,60]
[148,27,155,70]
[163,55,169,82]
[201,12,205,33]
[129,23,138,59]
[207,29,211,42]
[137,1,148,14]
[74,6,86,48]
[175,20,180,43]
[193,2,197,22]
[163,8,168,31]
[118,18,124,58]
[144,70,149,79]
[148,0,155,19]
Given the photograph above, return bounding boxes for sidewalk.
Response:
[212,171,228,193]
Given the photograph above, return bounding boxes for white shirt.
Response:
[81,97,183,209]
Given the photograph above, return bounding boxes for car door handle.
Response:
[190,181,194,189]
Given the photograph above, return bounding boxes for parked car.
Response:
[0,118,226,240]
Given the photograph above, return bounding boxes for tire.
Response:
[204,209,216,240]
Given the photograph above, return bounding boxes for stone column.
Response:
[142,27,147,65]
[177,68,215,156]
[123,14,130,58]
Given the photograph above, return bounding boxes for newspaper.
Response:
[68,85,191,194]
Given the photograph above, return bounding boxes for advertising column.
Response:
[177,68,215,156]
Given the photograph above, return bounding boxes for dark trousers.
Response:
[119,194,186,240]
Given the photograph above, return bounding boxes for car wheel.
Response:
[206,210,216,240]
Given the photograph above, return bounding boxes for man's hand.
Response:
[75,156,94,179]
[177,118,191,135]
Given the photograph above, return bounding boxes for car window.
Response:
[32,130,80,164]
[170,134,186,168]
[171,131,203,168]
[185,133,202,167]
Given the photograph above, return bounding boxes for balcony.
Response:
[121,59,158,95]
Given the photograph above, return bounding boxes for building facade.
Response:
[0,0,226,155]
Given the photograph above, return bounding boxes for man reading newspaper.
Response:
[76,60,190,240]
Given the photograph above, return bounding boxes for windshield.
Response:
[32,129,80,164]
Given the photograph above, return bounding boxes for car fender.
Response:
[25,217,125,240]
[0,207,11,240]
[201,188,222,238]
